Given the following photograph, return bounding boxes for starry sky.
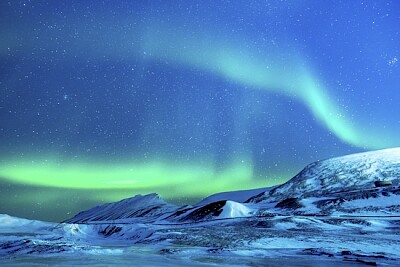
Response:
[1,0,400,222]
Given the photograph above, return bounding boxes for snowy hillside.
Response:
[195,187,274,206]
[64,193,177,223]
[249,148,400,203]
[165,200,255,222]
[0,214,53,234]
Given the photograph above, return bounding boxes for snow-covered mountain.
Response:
[0,214,53,234]
[1,148,400,266]
[165,200,255,222]
[248,148,400,203]
[65,148,400,223]
[64,193,177,224]
[194,187,274,206]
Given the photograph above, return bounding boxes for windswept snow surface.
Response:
[343,194,400,209]
[1,213,399,266]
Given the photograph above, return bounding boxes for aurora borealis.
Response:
[1,1,400,221]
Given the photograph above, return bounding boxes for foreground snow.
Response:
[1,213,399,266]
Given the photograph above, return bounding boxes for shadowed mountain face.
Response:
[176,200,227,222]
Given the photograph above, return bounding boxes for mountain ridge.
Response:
[65,147,400,223]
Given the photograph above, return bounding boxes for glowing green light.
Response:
[141,26,395,149]
[0,158,277,199]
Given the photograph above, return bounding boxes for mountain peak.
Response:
[64,193,177,223]
[250,147,400,203]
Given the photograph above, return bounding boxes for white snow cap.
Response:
[216,201,254,219]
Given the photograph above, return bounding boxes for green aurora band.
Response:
[0,157,273,200]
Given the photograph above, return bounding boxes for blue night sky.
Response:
[1,0,399,221]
